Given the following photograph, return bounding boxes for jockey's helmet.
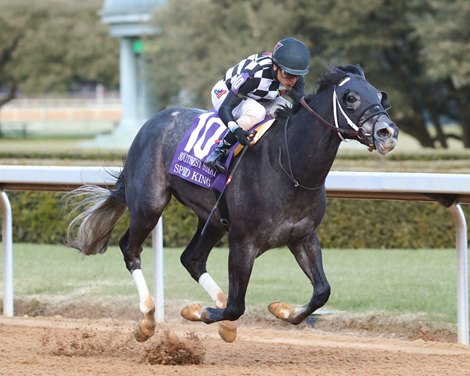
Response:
[272,37,310,76]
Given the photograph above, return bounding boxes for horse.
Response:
[67,64,398,343]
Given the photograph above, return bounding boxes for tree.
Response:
[283,0,440,147]
[148,0,470,148]
[413,0,470,146]
[148,0,297,109]
[0,0,118,105]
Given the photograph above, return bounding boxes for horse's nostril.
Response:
[377,128,391,138]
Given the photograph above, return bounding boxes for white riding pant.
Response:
[211,80,291,131]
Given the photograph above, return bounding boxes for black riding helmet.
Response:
[272,37,310,76]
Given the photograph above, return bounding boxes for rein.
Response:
[278,116,323,191]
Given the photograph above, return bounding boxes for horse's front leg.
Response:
[181,272,237,342]
[269,232,331,325]
[200,242,256,324]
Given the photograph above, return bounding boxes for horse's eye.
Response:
[346,95,357,104]
[342,91,360,111]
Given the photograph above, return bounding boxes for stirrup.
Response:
[205,152,227,173]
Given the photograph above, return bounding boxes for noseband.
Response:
[299,88,387,149]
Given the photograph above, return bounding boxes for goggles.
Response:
[280,69,300,80]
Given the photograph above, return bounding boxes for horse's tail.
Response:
[66,177,127,255]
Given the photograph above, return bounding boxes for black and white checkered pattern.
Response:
[223,53,288,103]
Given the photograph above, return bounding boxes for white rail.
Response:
[0,166,469,343]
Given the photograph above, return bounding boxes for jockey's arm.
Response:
[218,78,257,131]
[218,78,257,145]
[218,91,243,130]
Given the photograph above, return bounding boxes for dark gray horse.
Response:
[67,65,398,343]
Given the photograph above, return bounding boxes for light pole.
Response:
[98,0,164,146]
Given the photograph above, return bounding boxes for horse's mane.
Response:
[276,64,366,120]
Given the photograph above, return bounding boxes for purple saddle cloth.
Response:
[169,111,233,192]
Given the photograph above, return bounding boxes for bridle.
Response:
[279,79,390,190]
[300,96,363,140]
[299,78,389,150]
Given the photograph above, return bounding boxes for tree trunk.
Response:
[452,87,470,148]
[399,113,435,148]
[429,107,448,148]
[383,43,435,148]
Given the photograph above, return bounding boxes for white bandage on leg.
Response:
[198,272,227,308]
[132,269,155,315]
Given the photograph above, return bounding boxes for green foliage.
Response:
[1,0,469,148]
[318,199,461,249]
[147,0,470,148]
[162,198,198,246]
[148,0,296,108]
[5,190,464,249]
[8,191,69,244]
[414,0,470,87]
[0,0,118,103]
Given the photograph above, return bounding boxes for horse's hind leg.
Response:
[120,209,163,342]
[180,221,237,342]
[269,232,331,325]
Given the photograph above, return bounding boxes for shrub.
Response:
[3,191,464,249]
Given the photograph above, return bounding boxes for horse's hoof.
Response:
[218,320,237,343]
[181,303,203,322]
[268,301,293,321]
[134,319,156,342]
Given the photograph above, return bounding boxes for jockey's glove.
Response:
[288,88,302,103]
[232,125,254,146]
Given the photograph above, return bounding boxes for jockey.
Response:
[204,37,310,173]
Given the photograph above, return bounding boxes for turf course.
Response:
[3,243,458,323]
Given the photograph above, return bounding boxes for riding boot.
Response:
[204,132,237,174]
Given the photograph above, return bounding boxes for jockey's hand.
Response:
[288,88,302,103]
[233,127,255,146]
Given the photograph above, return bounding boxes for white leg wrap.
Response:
[199,272,226,308]
[132,269,155,315]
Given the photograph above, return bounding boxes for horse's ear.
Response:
[334,64,365,78]
[381,91,391,110]
[353,64,365,78]
[325,65,348,84]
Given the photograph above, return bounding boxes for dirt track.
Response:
[1,316,470,376]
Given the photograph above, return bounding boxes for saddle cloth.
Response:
[169,111,274,192]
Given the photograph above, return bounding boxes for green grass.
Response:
[3,135,470,174]
[1,243,459,323]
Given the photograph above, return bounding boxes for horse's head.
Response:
[313,65,399,154]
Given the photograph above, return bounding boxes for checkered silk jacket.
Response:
[222,52,305,103]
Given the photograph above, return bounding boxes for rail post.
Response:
[1,191,13,316]
[449,203,469,344]
[152,218,164,322]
